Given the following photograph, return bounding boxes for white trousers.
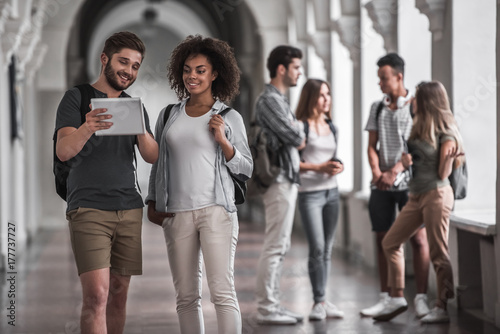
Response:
[162,205,241,334]
[255,181,298,315]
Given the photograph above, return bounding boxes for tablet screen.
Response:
[91,97,146,136]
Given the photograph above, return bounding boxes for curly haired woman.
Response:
[146,35,252,334]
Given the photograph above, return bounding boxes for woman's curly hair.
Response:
[167,35,240,102]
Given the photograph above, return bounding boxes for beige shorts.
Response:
[66,207,143,276]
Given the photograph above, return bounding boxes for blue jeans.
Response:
[298,188,340,304]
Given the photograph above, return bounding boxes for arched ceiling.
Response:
[85,0,215,79]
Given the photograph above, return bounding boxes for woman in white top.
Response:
[295,79,345,321]
[146,35,252,334]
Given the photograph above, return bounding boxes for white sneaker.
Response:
[277,306,304,322]
[372,297,408,321]
[324,301,344,318]
[360,292,390,317]
[421,307,450,324]
[414,294,430,318]
[257,311,298,325]
[309,303,326,321]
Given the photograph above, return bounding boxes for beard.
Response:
[104,61,135,91]
[285,72,298,87]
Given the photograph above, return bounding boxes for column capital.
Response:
[0,1,12,35]
[25,44,47,84]
[2,0,32,64]
[18,0,46,72]
[334,15,361,66]
[288,0,308,42]
[311,0,330,31]
[415,0,446,41]
[365,0,398,52]
[309,30,331,76]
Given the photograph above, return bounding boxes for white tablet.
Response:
[91,97,146,136]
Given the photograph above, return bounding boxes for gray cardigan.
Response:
[145,99,253,213]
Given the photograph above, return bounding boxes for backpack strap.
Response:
[302,120,310,145]
[218,107,232,117]
[326,118,338,158]
[76,84,96,124]
[300,119,338,159]
[163,105,232,126]
[162,104,176,126]
[375,101,384,123]
[326,118,337,144]
[302,119,337,145]
[163,105,232,125]
[376,100,414,123]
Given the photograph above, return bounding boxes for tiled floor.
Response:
[1,219,499,334]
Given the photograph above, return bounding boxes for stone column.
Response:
[0,0,12,271]
[334,14,362,191]
[287,0,308,109]
[415,0,451,96]
[494,1,500,328]
[19,1,48,238]
[310,0,332,82]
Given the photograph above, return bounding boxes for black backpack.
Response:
[162,104,247,205]
[53,84,94,201]
[53,84,134,201]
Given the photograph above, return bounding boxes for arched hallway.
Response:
[1,220,498,334]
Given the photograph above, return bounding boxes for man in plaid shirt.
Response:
[254,45,305,325]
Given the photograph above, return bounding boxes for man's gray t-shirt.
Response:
[364,100,413,190]
[55,86,152,212]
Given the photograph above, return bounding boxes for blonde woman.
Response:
[373,81,465,324]
[296,79,344,320]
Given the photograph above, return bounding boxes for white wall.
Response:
[451,0,496,217]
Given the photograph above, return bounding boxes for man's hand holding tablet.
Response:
[91,97,146,136]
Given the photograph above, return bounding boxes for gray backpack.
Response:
[439,134,467,200]
[449,160,467,200]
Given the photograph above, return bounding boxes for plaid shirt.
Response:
[255,84,304,184]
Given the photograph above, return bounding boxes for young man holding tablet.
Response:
[54,31,157,333]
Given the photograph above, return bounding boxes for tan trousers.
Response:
[382,186,455,304]
[162,205,241,334]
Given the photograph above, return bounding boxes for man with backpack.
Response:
[253,45,305,325]
[361,53,431,319]
[53,31,157,333]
